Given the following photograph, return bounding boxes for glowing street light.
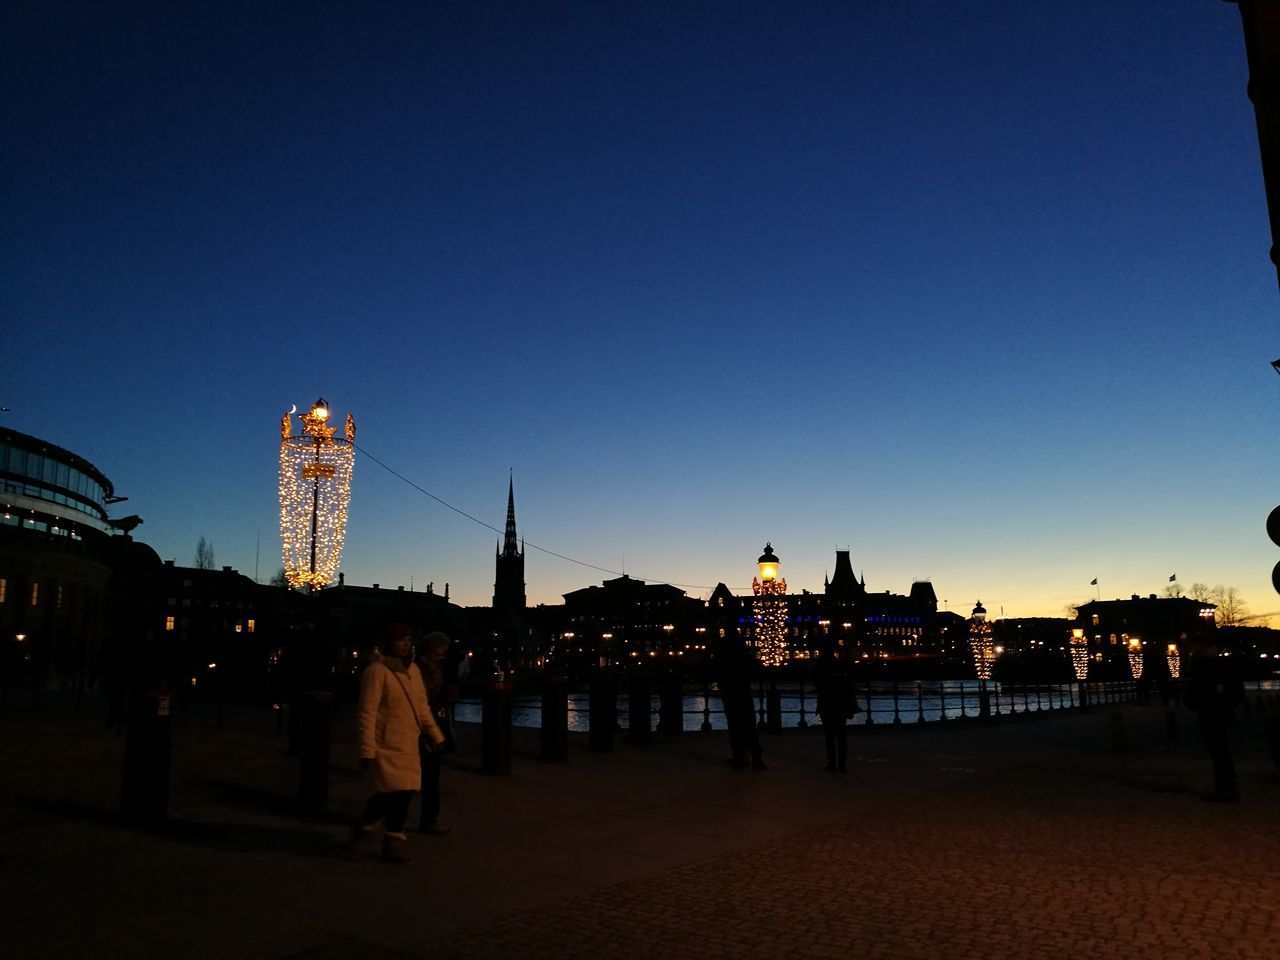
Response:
[1127,636,1144,680]
[1070,627,1090,681]
[279,398,355,590]
[751,543,788,668]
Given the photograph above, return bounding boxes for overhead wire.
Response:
[354,442,746,593]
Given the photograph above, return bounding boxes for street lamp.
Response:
[278,398,355,590]
[751,543,788,668]
[1127,636,1144,680]
[969,601,994,717]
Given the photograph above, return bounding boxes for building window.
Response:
[165,616,175,631]
[31,581,39,606]
[234,623,242,633]
[1091,614,1099,626]
[0,578,6,603]
[1110,634,1118,646]
[247,619,255,633]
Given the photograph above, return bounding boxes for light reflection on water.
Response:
[451,678,1279,732]
[452,681,1093,732]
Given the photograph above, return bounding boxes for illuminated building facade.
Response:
[0,427,127,694]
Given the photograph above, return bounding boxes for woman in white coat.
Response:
[353,623,446,864]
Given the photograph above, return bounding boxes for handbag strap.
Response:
[387,665,424,734]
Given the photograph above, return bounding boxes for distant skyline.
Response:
[4,3,1279,622]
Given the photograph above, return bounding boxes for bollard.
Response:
[297,690,332,812]
[482,678,514,774]
[121,689,172,829]
[657,673,684,736]
[1109,711,1127,754]
[589,671,616,751]
[540,675,569,762]
[978,686,991,722]
[1264,714,1280,775]
[1165,709,1180,741]
[765,678,782,734]
[627,673,651,744]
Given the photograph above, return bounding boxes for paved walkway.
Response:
[1,695,1276,959]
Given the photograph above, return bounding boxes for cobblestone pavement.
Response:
[2,696,1276,960]
[430,759,1279,960]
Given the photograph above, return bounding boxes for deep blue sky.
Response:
[4,2,1278,619]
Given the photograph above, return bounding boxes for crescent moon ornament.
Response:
[288,404,297,415]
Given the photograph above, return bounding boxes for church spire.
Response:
[494,474,526,612]
[502,474,519,557]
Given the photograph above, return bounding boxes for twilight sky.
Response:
[4,2,1279,620]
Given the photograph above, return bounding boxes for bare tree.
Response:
[1188,582,1213,602]
[269,566,289,587]
[1209,585,1249,627]
[194,537,215,570]
[1163,581,1184,598]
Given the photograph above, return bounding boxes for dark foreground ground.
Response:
[1,694,1276,960]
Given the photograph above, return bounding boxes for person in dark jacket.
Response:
[717,634,765,770]
[1183,634,1246,801]
[414,631,454,834]
[815,648,856,772]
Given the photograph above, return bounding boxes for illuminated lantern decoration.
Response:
[751,543,788,667]
[1166,642,1181,680]
[1070,627,1090,680]
[279,398,355,589]
[1127,636,1144,680]
[968,600,995,681]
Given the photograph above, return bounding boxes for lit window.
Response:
[1110,634,1118,646]
[30,581,39,606]
[165,616,175,631]
[246,619,255,633]
[234,623,242,633]
[0,578,6,603]
[1091,615,1099,626]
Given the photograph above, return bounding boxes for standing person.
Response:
[717,634,765,771]
[352,623,446,864]
[815,648,856,772]
[414,632,454,835]
[1183,634,1246,802]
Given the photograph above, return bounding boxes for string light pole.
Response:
[969,601,994,718]
[752,543,787,732]
[1126,636,1144,680]
[1070,627,1090,709]
[279,398,355,591]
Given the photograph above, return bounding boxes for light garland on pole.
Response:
[1166,642,1181,680]
[279,398,355,590]
[1070,628,1090,680]
[751,543,788,668]
[1126,636,1144,680]
[969,601,995,681]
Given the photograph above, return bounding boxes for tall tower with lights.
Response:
[278,398,355,590]
[493,477,525,613]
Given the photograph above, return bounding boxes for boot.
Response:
[381,834,414,865]
[347,822,378,859]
